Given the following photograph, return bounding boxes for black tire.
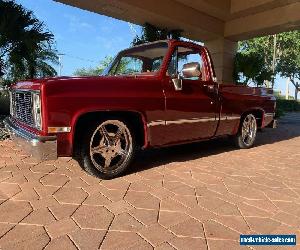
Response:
[234,113,257,149]
[79,118,136,179]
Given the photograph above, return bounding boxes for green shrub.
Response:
[277,99,300,111]
[0,91,10,115]
[275,99,300,118]
[275,106,285,118]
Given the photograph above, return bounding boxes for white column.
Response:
[205,38,238,84]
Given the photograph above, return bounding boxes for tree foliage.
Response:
[233,50,273,86]
[132,23,182,46]
[0,0,58,85]
[234,35,277,87]
[234,30,300,95]
[276,31,300,100]
[74,56,113,76]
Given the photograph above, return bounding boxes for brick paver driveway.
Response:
[0,113,300,250]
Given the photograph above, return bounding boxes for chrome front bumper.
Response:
[4,117,57,160]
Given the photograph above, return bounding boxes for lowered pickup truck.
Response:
[5,40,276,179]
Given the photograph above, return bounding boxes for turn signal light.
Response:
[48,127,71,133]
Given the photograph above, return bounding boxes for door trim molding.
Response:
[148,117,216,127]
[148,116,241,127]
[166,117,216,125]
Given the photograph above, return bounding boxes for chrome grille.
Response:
[11,91,34,126]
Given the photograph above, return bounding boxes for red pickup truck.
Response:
[5,40,276,179]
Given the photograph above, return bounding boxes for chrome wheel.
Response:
[89,120,133,174]
[241,114,257,147]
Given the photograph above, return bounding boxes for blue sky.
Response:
[15,0,296,98]
[15,0,140,76]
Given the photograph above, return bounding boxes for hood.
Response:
[11,73,158,90]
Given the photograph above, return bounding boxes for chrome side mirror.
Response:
[172,74,182,91]
[182,62,201,79]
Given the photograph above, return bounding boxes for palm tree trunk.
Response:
[271,34,277,89]
[295,83,299,101]
[291,78,299,101]
[28,59,36,79]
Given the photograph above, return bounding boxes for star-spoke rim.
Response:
[89,120,133,173]
[241,114,257,146]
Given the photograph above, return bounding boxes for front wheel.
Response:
[234,114,257,149]
[80,119,136,179]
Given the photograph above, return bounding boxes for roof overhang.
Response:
[55,0,300,42]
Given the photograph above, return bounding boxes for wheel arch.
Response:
[240,108,264,128]
[71,110,148,156]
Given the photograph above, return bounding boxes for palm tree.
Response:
[0,0,58,83]
[132,23,182,46]
[9,47,58,80]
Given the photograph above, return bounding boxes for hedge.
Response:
[275,99,300,118]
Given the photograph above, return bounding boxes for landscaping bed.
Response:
[0,115,9,140]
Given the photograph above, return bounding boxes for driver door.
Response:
[162,45,218,145]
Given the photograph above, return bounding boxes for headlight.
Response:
[32,92,42,130]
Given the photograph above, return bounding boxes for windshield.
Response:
[102,42,168,76]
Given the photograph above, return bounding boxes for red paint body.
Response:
[11,40,276,156]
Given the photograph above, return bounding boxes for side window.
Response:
[168,47,205,80]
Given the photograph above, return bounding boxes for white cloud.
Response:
[63,14,94,32]
[95,35,128,55]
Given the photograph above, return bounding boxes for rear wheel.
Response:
[80,118,136,179]
[234,114,257,149]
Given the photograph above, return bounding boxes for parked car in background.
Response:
[5,40,276,179]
